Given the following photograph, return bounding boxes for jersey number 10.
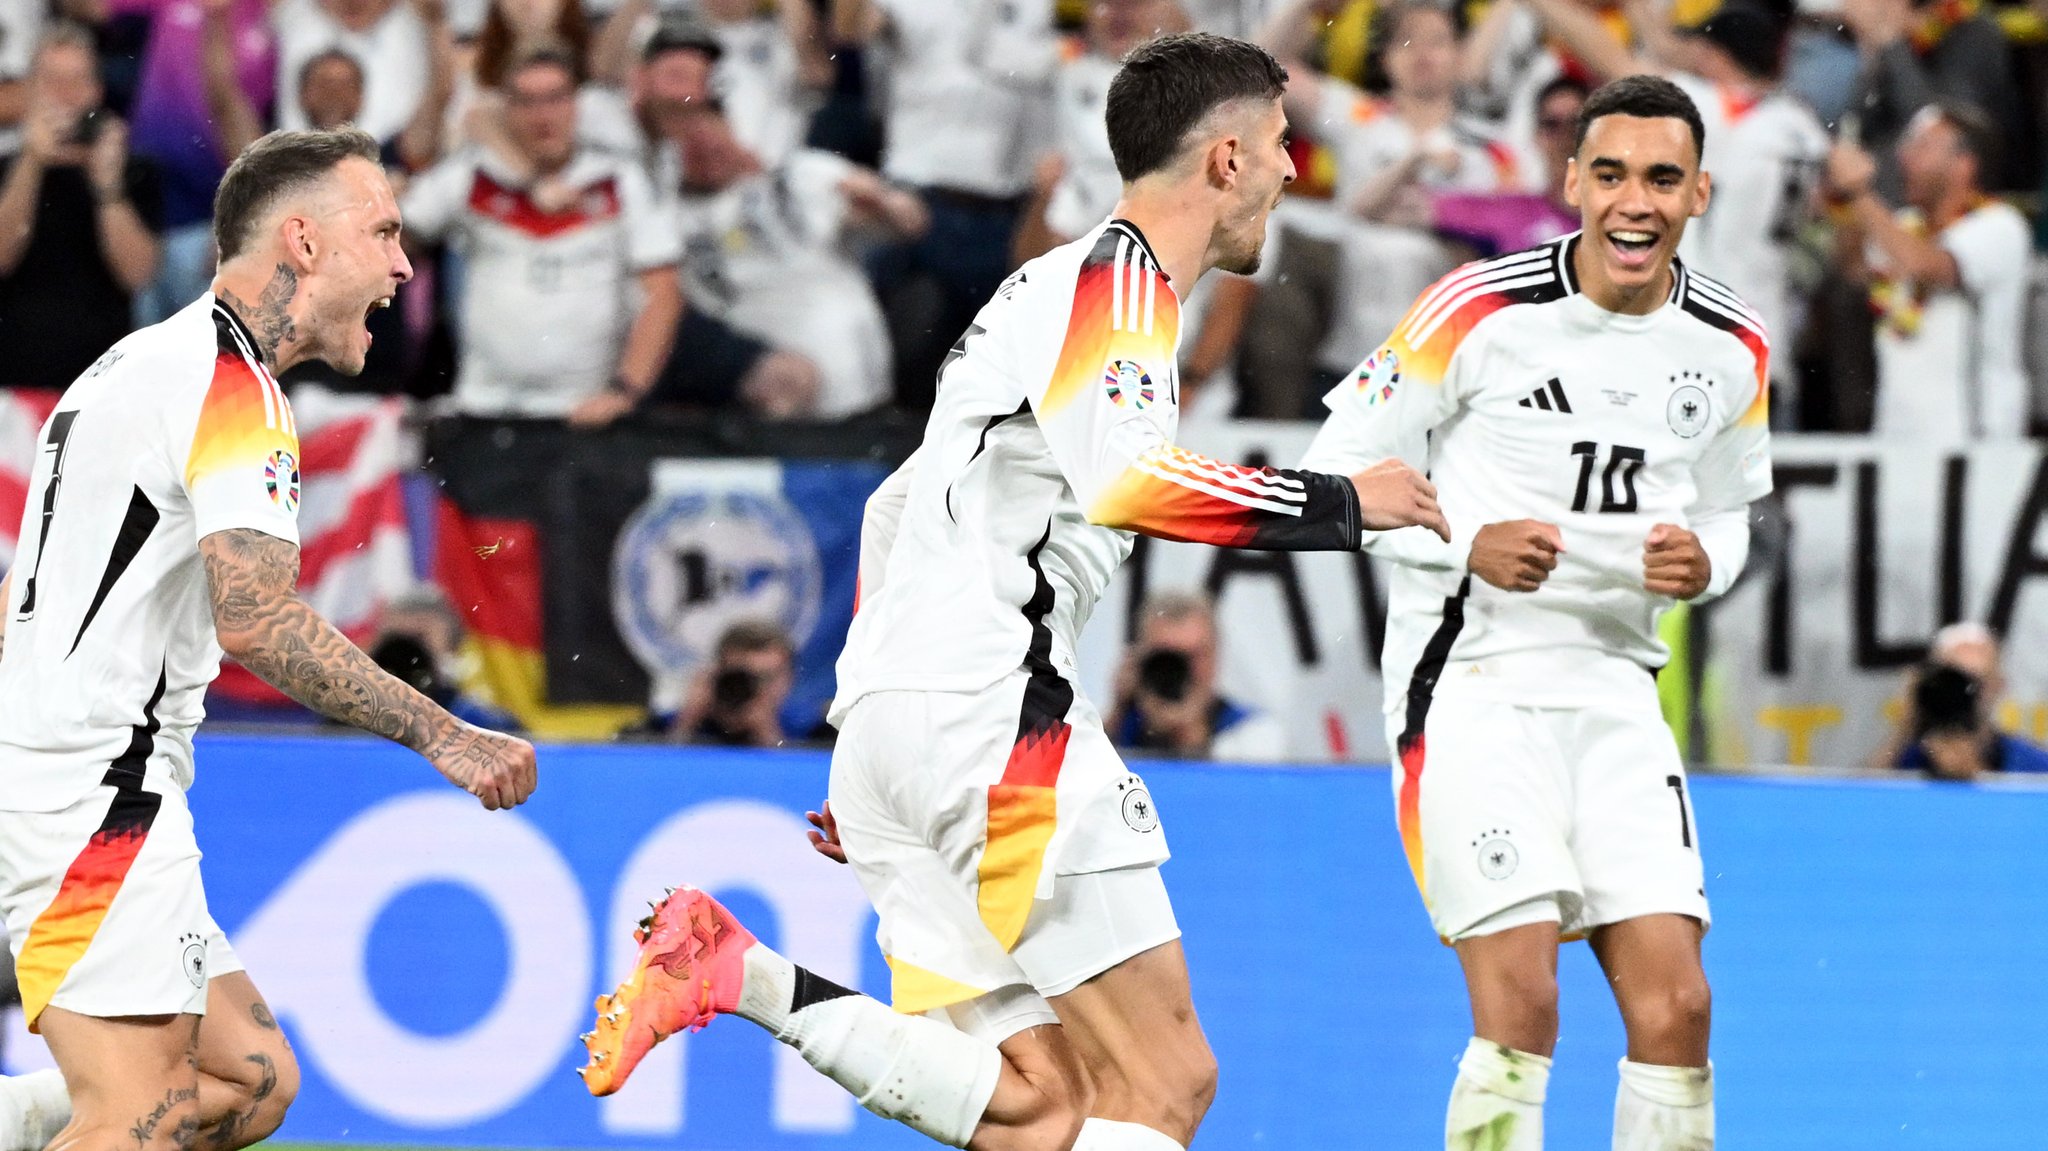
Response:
[1569,441,1646,515]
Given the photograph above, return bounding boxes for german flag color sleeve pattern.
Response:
[1304,257,1527,572]
[1677,265,1774,510]
[184,310,301,545]
[1035,224,1362,552]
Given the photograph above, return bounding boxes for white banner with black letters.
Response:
[1077,425,2048,767]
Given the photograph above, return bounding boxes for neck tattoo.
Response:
[222,264,300,368]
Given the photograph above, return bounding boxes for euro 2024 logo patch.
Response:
[1103,359,1155,409]
[264,449,300,512]
[1357,348,1400,406]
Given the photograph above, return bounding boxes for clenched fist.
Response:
[1643,523,1711,599]
[1469,520,1563,592]
[425,720,538,810]
[1349,459,1450,541]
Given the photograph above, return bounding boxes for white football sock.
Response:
[1072,1117,1185,1149]
[733,944,1000,1148]
[0,1070,71,1151]
[1613,1060,1713,1151]
[1446,1037,1549,1151]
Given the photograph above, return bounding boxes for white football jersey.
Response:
[832,218,1365,721]
[1304,235,1773,717]
[0,296,301,811]
[1672,73,1830,379]
[401,148,682,417]
[676,149,893,418]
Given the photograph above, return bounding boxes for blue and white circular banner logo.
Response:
[611,487,823,677]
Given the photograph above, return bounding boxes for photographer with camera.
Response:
[672,619,797,748]
[0,21,161,390]
[1109,590,1287,763]
[362,586,520,732]
[1872,623,2048,780]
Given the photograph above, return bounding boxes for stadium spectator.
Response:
[590,0,828,165]
[0,23,162,390]
[1520,0,1829,416]
[125,0,276,326]
[1109,591,1287,762]
[625,22,821,420]
[1428,75,1585,258]
[0,0,44,161]
[1461,0,1631,153]
[443,0,638,163]
[399,46,682,424]
[1873,623,2048,779]
[207,0,451,176]
[1254,0,1517,414]
[365,585,521,731]
[273,0,433,143]
[1839,0,2022,195]
[836,0,1059,410]
[668,95,924,418]
[670,618,796,748]
[1823,100,2030,441]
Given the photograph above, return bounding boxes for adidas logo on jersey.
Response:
[1517,378,1573,413]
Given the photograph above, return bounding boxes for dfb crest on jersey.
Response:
[179,932,208,988]
[1666,373,1711,438]
[1474,829,1518,880]
[1117,775,1160,833]
[1357,348,1400,406]
[264,449,300,512]
[611,486,823,679]
[1103,359,1155,409]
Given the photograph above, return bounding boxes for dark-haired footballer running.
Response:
[580,31,1448,1151]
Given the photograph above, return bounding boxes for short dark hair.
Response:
[1929,99,2000,187]
[297,48,365,94]
[506,43,580,87]
[213,128,381,263]
[1573,74,1706,162]
[1366,0,1460,89]
[1106,32,1288,183]
[715,619,794,662]
[1536,74,1592,111]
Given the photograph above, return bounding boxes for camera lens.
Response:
[1913,664,1981,737]
[713,668,759,709]
[1137,649,1193,702]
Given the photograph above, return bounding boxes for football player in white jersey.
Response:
[1518,0,1829,408]
[0,129,536,1151]
[579,34,1447,1151]
[1304,76,1772,1150]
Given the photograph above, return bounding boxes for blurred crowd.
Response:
[0,0,2046,769]
[0,0,2042,435]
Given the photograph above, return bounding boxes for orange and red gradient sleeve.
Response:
[185,352,301,541]
[1036,250,1362,552]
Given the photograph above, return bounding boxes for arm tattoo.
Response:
[201,528,450,753]
[250,1002,278,1030]
[216,264,300,368]
[128,1083,201,1150]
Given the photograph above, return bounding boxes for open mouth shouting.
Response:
[364,295,392,345]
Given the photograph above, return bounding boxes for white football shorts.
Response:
[0,770,241,1030]
[1389,693,1710,942]
[830,667,1178,1030]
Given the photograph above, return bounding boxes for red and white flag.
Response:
[0,388,417,707]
